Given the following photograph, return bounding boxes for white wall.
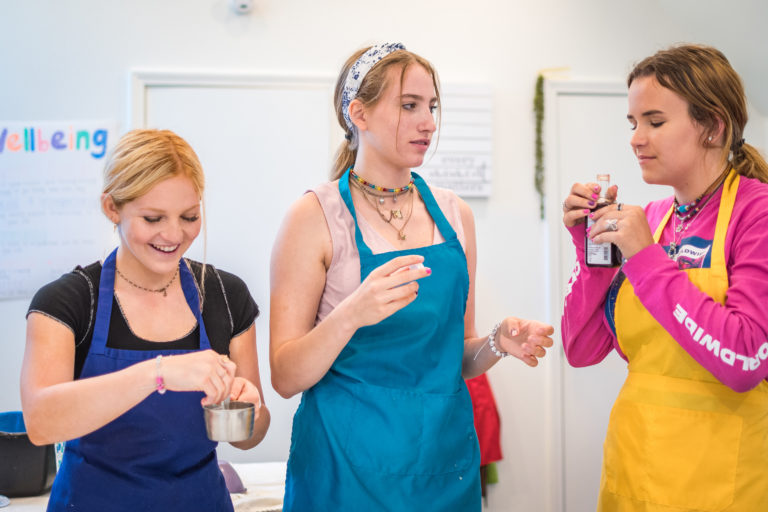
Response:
[2,2,767,511]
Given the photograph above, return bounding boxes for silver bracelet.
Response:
[488,322,508,358]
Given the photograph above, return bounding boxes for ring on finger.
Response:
[605,218,618,232]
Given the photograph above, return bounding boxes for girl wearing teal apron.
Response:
[271,43,554,510]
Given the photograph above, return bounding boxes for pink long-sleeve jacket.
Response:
[561,175,768,392]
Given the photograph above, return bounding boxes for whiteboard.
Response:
[0,121,117,299]
[544,81,667,511]
[133,70,336,463]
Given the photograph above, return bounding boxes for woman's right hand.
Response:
[160,350,236,406]
[562,181,618,227]
[340,254,431,329]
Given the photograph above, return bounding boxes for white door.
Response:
[544,81,669,511]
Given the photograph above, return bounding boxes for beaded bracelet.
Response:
[155,355,167,394]
[488,322,508,358]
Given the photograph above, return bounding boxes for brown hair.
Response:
[330,47,441,180]
[103,129,209,305]
[627,44,768,183]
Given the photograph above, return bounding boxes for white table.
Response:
[3,461,286,511]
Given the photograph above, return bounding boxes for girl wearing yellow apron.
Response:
[561,45,768,511]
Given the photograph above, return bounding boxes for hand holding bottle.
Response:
[586,201,654,261]
[562,179,618,227]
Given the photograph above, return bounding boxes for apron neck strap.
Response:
[338,167,373,258]
[90,249,211,353]
[411,172,458,242]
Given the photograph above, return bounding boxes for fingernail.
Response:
[588,200,595,207]
[511,329,519,336]
[583,209,590,214]
[593,185,600,192]
[591,193,598,200]
[586,226,591,233]
[425,268,431,275]
[589,212,595,219]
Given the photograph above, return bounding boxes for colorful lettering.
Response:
[91,129,107,158]
[75,130,89,150]
[36,129,49,152]
[0,126,108,159]
[51,131,66,150]
[8,133,21,151]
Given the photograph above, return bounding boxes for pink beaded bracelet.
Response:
[155,355,167,394]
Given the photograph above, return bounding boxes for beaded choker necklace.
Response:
[349,169,414,201]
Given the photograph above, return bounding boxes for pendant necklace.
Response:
[667,172,727,259]
[353,178,416,240]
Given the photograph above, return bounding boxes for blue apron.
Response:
[283,170,481,511]
[47,248,232,512]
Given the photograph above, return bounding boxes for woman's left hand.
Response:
[496,318,555,367]
[229,377,262,417]
[587,202,654,260]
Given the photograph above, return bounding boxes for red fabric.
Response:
[465,373,502,465]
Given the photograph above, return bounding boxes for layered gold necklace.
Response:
[352,178,416,241]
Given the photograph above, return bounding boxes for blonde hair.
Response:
[331,47,441,180]
[628,44,768,183]
[103,129,209,306]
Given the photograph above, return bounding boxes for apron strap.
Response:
[338,167,374,259]
[711,169,739,271]
[90,249,212,354]
[411,172,458,243]
[91,248,119,353]
[179,259,212,350]
[653,206,674,242]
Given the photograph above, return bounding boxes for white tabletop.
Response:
[3,461,286,511]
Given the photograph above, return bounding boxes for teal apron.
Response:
[283,170,481,511]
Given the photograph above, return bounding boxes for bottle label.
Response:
[586,216,612,265]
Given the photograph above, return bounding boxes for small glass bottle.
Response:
[585,173,622,267]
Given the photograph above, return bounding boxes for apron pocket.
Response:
[344,384,476,476]
[604,400,741,511]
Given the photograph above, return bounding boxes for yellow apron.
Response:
[600,170,768,512]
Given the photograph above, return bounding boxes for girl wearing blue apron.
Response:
[271,43,554,510]
[21,130,269,511]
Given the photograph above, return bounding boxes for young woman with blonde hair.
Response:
[271,43,554,510]
[22,129,270,511]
